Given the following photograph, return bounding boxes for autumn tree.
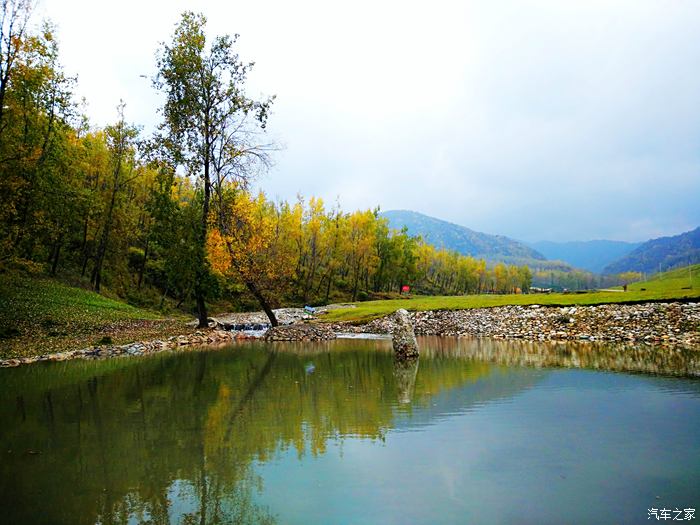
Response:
[0,11,77,264]
[154,11,274,327]
[208,188,296,326]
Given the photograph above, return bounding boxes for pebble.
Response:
[3,301,698,368]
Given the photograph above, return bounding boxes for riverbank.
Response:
[2,300,698,367]
[0,273,195,359]
[330,301,700,346]
[321,267,700,323]
[0,329,246,367]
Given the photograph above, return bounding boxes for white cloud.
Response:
[37,0,700,241]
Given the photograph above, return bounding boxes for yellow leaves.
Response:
[207,185,538,302]
[207,228,232,275]
[204,383,232,456]
[208,190,297,300]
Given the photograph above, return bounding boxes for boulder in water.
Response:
[392,309,419,359]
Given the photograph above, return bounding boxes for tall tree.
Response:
[0,14,75,261]
[90,102,139,292]
[154,11,273,327]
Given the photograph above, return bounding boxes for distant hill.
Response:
[603,226,700,274]
[381,210,548,266]
[528,240,641,273]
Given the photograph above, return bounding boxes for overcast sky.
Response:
[37,0,700,242]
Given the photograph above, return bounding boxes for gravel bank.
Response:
[332,302,700,346]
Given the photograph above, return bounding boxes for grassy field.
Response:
[322,264,700,323]
[624,264,699,293]
[0,274,189,358]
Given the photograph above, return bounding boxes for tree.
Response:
[0,14,76,262]
[208,189,296,326]
[0,0,33,131]
[90,102,139,292]
[154,11,274,327]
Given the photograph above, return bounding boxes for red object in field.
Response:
[401,285,410,293]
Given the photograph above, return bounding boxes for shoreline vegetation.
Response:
[1,265,698,367]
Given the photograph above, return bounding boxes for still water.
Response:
[1,337,699,525]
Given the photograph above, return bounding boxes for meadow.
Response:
[322,265,700,323]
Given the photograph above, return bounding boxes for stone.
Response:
[392,309,419,359]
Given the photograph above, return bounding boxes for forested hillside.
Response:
[603,227,700,274]
[382,210,546,263]
[0,4,535,327]
[380,210,632,290]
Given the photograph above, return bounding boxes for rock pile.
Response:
[203,307,318,330]
[205,304,355,330]
[264,323,336,342]
[341,302,700,346]
[3,301,698,368]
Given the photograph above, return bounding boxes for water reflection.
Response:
[418,336,700,377]
[0,338,697,524]
[393,357,419,404]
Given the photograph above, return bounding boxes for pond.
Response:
[1,337,699,524]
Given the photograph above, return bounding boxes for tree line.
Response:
[0,3,533,326]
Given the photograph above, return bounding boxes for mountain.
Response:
[381,210,548,265]
[528,240,641,273]
[603,226,700,274]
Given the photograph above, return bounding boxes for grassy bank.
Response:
[624,264,699,293]
[323,265,700,323]
[0,274,189,358]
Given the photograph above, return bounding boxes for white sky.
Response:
[37,0,700,242]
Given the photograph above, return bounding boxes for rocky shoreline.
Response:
[1,301,698,368]
[333,302,700,346]
[0,329,251,368]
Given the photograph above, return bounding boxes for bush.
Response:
[127,247,145,272]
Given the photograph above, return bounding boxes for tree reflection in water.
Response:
[0,337,697,524]
[419,336,700,377]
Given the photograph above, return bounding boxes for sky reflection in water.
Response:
[1,337,698,524]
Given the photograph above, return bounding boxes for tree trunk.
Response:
[137,235,149,289]
[245,280,278,326]
[50,234,63,275]
[80,215,90,277]
[92,116,126,292]
[194,138,211,328]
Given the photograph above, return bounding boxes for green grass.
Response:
[323,265,700,323]
[0,274,159,330]
[624,264,700,293]
[0,274,188,359]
